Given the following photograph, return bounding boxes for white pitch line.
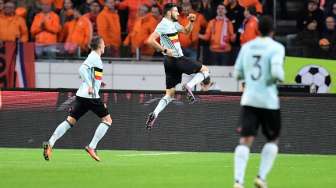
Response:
[118,152,181,157]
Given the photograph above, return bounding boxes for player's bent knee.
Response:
[200,65,209,72]
[239,136,255,147]
[165,89,175,97]
[66,116,77,126]
[101,115,112,125]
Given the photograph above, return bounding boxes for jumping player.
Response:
[145,3,210,129]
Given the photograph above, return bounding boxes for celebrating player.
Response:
[145,3,210,129]
[43,36,112,162]
[233,16,285,188]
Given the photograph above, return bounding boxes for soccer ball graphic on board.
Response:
[295,65,331,93]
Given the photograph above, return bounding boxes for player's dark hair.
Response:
[163,3,177,16]
[246,6,257,16]
[258,15,274,37]
[90,36,102,50]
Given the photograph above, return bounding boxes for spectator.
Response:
[123,4,157,56]
[198,0,217,65]
[148,5,162,57]
[15,0,28,19]
[191,1,208,56]
[30,2,61,57]
[327,2,336,20]
[97,0,121,57]
[84,1,101,37]
[79,0,95,14]
[199,0,217,21]
[178,3,199,60]
[15,7,27,19]
[224,0,262,14]
[59,0,74,24]
[225,0,244,38]
[319,16,336,58]
[147,4,162,32]
[297,0,325,34]
[180,0,191,7]
[239,6,259,45]
[54,0,65,13]
[295,19,320,58]
[150,4,162,22]
[39,0,64,13]
[27,1,43,31]
[61,9,92,54]
[190,0,201,12]
[225,0,244,64]
[179,2,207,60]
[116,0,154,32]
[0,1,28,42]
[191,2,208,33]
[199,3,236,65]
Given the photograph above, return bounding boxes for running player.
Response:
[43,36,112,162]
[145,3,210,129]
[233,16,285,188]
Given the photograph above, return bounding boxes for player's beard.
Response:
[172,14,178,22]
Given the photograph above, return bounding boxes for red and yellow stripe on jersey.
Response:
[93,67,103,80]
[166,32,179,43]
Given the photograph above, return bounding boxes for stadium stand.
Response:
[0,0,335,60]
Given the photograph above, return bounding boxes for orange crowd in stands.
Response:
[0,0,335,61]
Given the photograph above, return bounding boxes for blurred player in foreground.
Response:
[233,16,285,188]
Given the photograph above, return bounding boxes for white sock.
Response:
[88,123,110,149]
[234,145,250,184]
[153,95,173,117]
[186,71,209,88]
[258,143,279,180]
[49,121,72,147]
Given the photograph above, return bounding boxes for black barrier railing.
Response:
[0,89,335,154]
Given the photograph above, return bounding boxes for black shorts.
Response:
[239,106,281,141]
[69,96,109,120]
[164,56,202,89]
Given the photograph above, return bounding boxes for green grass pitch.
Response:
[0,148,335,188]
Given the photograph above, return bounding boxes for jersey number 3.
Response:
[251,55,262,81]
